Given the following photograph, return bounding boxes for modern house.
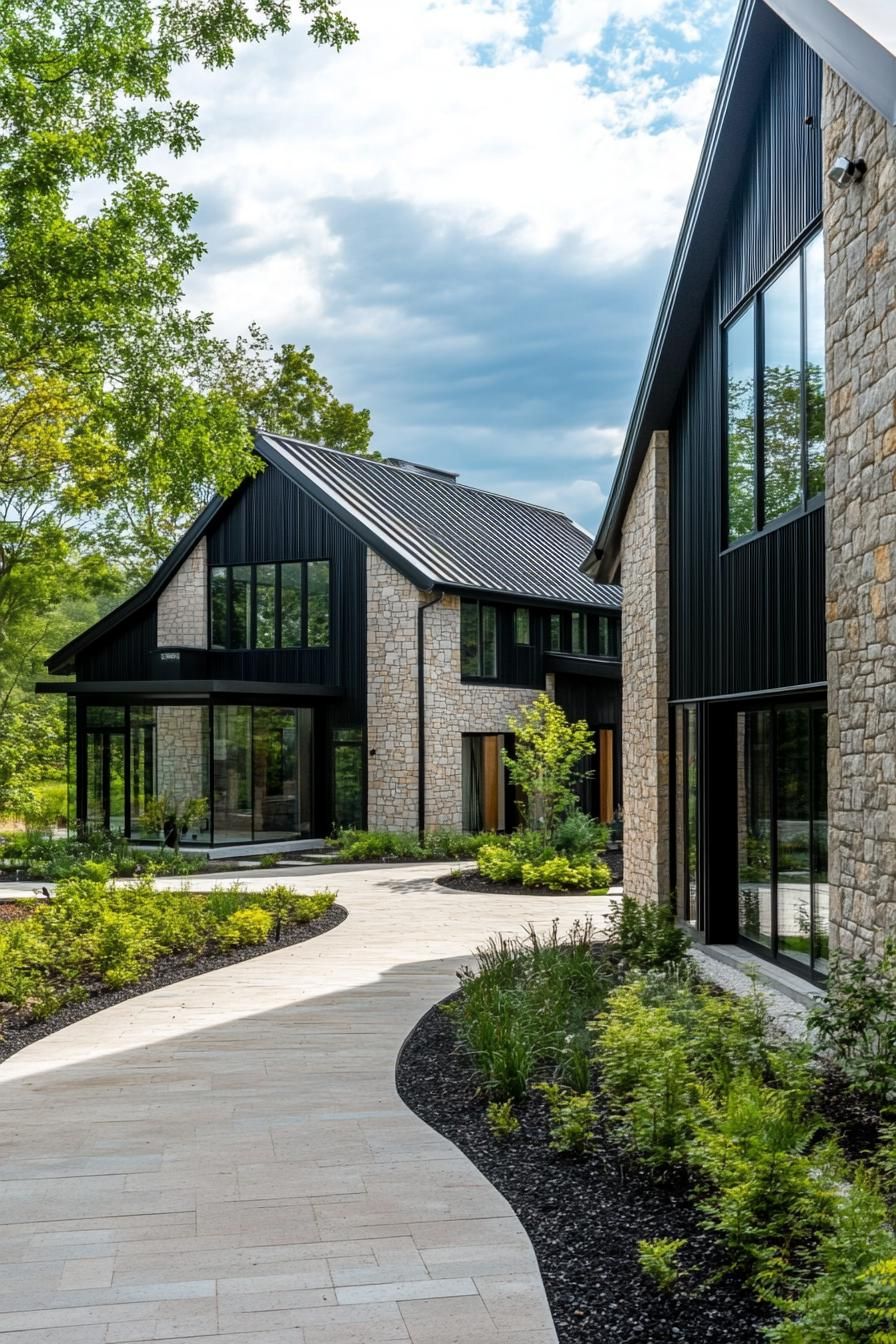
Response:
[42,435,621,852]
[583,0,895,981]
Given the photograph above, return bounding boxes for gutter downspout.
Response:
[417,589,444,838]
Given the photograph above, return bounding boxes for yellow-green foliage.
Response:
[534,1081,597,1153]
[477,844,523,883]
[522,856,611,891]
[0,877,337,1031]
[503,694,595,838]
[216,906,274,948]
[638,1238,686,1292]
[485,1100,520,1139]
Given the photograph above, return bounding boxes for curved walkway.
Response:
[0,865,610,1344]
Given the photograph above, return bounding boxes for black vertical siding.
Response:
[206,467,367,726]
[670,27,825,701]
[76,608,157,681]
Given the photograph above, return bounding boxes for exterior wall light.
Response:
[828,155,866,188]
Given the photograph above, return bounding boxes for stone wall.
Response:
[365,549,547,833]
[422,594,542,830]
[823,68,896,959]
[365,550,420,832]
[620,430,671,905]
[156,537,207,648]
[155,705,209,811]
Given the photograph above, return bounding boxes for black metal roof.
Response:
[582,0,895,583]
[256,433,621,609]
[46,433,619,674]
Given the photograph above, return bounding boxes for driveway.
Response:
[0,864,610,1343]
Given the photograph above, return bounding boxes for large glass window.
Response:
[724,231,825,543]
[726,305,757,541]
[209,561,329,650]
[674,705,700,927]
[255,564,277,649]
[213,705,252,843]
[306,561,330,648]
[460,601,497,679]
[735,703,828,978]
[763,256,803,523]
[332,727,363,830]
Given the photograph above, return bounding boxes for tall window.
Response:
[461,601,497,678]
[725,231,825,543]
[571,611,586,655]
[598,615,619,658]
[736,703,828,978]
[549,613,561,652]
[514,608,530,645]
[210,561,330,650]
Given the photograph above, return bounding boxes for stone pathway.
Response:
[0,864,610,1344]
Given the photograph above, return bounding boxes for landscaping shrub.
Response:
[534,1081,597,1154]
[521,855,611,892]
[603,894,690,971]
[448,919,610,1098]
[216,906,274,948]
[764,1178,896,1342]
[0,876,337,1031]
[637,1238,686,1292]
[477,843,524,883]
[807,939,896,1110]
[485,1100,520,1139]
[552,809,609,860]
[333,828,492,862]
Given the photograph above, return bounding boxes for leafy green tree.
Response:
[503,694,594,840]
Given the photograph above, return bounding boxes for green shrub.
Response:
[84,908,158,988]
[534,1081,597,1154]
[765,1178,896,1343]
[553,809,609,860]
[594,979,700,1170]
[450,919,609,1099]
[638,1238,686,1292]
[216,906,274,948]
[145,850,204,877]
[258,852,281,869]
[521,855,611,892]
[422,830,493,860]
[604,895,690,971]
[332,829,424,861]
[253,885,337,923]
[807,939,896,1110]
[485,1100,520,1139]
[204,885,257,922]
[477,843,524,883]
[689,1072,830,1289]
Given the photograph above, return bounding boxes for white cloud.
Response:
[164,0,728,334]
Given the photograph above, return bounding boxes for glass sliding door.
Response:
[213,705,253,843]
[332,728,363,831]
[84,706,127,834]
[736,710,773,949]
[673,705,701,928]
[735,702,828,979]
[254,708,299,841]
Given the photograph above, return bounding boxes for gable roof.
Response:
[47,434,619,674]
[583,0,896,582]
[256,433,620,608]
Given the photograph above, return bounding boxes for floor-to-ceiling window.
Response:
[736,702,828,978]
[674,705,700,927]
[213,705,312,844]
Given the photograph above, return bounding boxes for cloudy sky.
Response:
[170,0,737,531]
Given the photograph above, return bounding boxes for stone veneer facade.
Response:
[823,68,896,959]
[156,537,207,647]
[365,548,547,833]
[619,431,671,906]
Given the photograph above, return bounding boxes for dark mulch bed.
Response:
[816,1070,886,1163]
[0,902,347,1066]
[437,847,623,898]
[397,995,777,1344]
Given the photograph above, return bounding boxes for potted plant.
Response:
[139,794,208,852]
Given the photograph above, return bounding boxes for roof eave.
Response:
[584,0,781,584]
[763,0,896,123]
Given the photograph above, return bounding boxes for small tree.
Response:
[503,694,594,840]
[139,794,208,852]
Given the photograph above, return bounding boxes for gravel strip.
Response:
[397,996,776,1344]
[0,903,347,1066]
[687,946,812,1040]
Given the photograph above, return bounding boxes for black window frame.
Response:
[460,600,498,680]
[513,607,531,646]
[723,226,825,549]
[207,560,331,650]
